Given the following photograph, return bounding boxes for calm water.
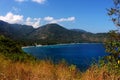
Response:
[22,43,107,71]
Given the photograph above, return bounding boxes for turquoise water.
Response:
[22,43,107,71]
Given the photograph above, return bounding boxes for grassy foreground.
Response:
[0,35,120,80]
[0,54,120,80]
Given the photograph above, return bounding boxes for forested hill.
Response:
[0,35,35,61]
[0,20,107,45]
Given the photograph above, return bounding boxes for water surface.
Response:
[22,43,107,70]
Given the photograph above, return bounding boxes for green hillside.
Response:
[0,35,35,61]
[0,20,108,45]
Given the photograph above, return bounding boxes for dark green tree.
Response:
[0,35,36,62]
[105,0,120,63]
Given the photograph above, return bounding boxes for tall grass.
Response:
[81,65,120,80]
[0,54,81,80]
[0,54,119,80]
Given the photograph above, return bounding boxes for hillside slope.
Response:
[0,20,107,44]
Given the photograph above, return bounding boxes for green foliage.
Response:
[98,58,120,75]
[0,35,36,62]
[0,35,23,54]
[107,0,120,28]
[105,0,120,66]
[105,31,120,62]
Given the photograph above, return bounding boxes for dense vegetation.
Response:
[0,20,107,45]
[105,0,120,65]
[0,35,35,61]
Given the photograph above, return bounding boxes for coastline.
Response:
[22,42,103,49]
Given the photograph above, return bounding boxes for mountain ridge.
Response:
[0,20,108,45]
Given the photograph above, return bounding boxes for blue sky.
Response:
[0,0,116,33]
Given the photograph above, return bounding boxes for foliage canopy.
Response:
[105,0,120,64]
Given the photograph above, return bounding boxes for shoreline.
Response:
[22,42,103,48]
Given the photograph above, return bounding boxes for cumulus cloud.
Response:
[44,16,75,23]
[0,12,41,28]
[58,17,75,22]
[0,12,75,28]
[25,17,41,28]
[32,0,46,4]
[44,16,54,21]
[0,12,23,24]
[67,17,75,21]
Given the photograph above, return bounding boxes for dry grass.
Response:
[0,56,80,80]
[81,65,120,80]
[0,55,119,80]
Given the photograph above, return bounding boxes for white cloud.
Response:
[0,12,75,28]
[32,0,46,4]
[44,16,54,21]
[0,12,23,24]
[44,16,75,23]
[15,0,26,2]
[67,17,75,21]
[49,20,58,23]
[25,17,41,28]
[0,12,41,28]
[15,0,47,4]
[58,17,75,22]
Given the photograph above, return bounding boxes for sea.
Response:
[22,43,107,71]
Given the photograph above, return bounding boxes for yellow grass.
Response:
[0,55,119,80]
[81,65,120,80]
[0,55,81,80]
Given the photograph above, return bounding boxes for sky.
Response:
[0,0,116,33]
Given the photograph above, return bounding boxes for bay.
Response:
[22,43,107,71]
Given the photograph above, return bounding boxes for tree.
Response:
[105,0,120,63]
[0,35,36,62]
